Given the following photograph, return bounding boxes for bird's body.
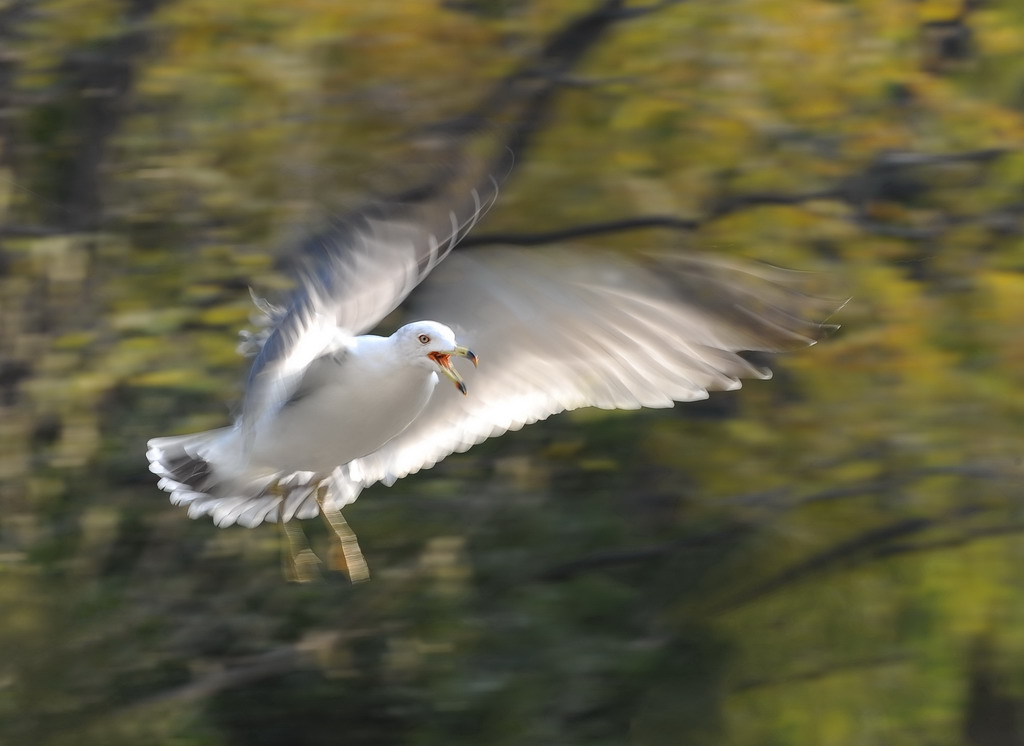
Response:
[248,330,441,475]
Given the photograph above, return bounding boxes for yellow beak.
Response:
[428,346,478,395]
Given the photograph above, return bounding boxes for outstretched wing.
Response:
[240,151,510,439]
[328,247,839,504]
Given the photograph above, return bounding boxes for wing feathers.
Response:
[322,246,837,507]
[240,156,507,441]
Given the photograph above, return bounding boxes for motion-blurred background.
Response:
[3,1,1024,744]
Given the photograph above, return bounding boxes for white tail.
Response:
[146,429,321,528]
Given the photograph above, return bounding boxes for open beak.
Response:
[428,346,478,395]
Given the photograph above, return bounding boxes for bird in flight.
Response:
[147,152,835,581]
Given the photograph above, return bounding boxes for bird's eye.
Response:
[418,334,431,344]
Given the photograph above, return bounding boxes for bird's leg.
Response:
[278,492,322,583]
[316,485,370,583]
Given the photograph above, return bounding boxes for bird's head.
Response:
[396,321,478,395]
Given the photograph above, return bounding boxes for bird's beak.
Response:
[428,346,478,396]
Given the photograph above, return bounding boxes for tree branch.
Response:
[391,0,683,217]
[120,630,355,711]
[537,526,746,582]
[460,215,701,247]
[715,516,941,612]
[732,652,910,693]
[534,463,1017,590]
[456,147,1017,250]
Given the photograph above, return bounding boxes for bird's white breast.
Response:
[248,337,437,475]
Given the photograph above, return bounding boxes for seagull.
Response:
[147,157,835,579]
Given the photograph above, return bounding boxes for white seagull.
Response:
[147,160,834,576]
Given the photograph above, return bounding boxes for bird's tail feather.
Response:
[146,429,322,528]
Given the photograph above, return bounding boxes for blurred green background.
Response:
[3,0,1024,744]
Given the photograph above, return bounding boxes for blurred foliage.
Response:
[2,0,1024,744]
